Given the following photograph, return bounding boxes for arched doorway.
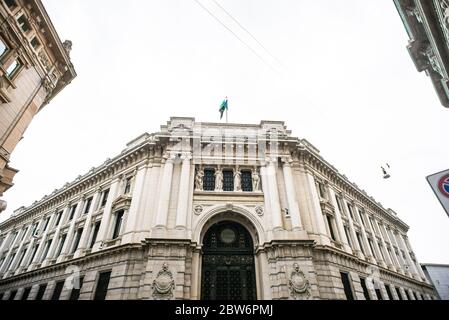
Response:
[201,221,257,300]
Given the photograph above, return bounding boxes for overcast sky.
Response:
[1,0,448,264]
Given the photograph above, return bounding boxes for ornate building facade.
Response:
[0,0,76,214]
[0,118,437,300]
[394,0,449,108]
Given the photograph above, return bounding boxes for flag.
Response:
[219,98,228,120]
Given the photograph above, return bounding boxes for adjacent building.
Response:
[422,263,449,299]
[0,0,76,214]
[0,117,437,300]
[394,0,449,108]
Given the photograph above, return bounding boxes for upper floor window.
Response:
[203,169,215,191]
[4,0,17,10]
[6,59,21,78]
[317,181,327,199]
[0,38,7,58]
[42,217,50,232]
[100,189,110,208]
[241,170,253,192]
[347,203,355,220]
[112,211,124,240]
[30,37,40,50]
[335,195,343,212]
[68,204,78,221]
[124,178,132,195]
[84,197,93,214]
[54,211,63,227]
[17,15,31,33]
[222,170,234,191]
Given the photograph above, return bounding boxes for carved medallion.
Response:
[194,205,204,215]
[255,206,264,217]
[289,263,310,299]
[152,263,175,300]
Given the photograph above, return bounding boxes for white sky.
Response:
[1,0,448,264]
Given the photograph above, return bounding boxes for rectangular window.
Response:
[16,249,26,268]
[8,290,17,300]
[28,245,38,266]
[385,284,394,300]
[395,287,403,300]
[5,0,17,10]
[340,272,354,300]
[21,287,31,301]
[0,292,3,300]
[347,203,355,219]
[55,234,66,258]
[124,178,132,194]
[344,226,352,248]
[42,217,50,232]
[6,59,20,78]
[40,240,52,262]
[55,211,63,228]
[69,204,78,221]
[30,36,40,49]
[31,223,39,237]
[222,170,234,191]
[94,271,111,300]
[112,211,124,239]
[51,281,65,300]
[356,232,365,255]
[378,243,386,261]
[412,291,419,300]
[71,228,83,254]
[335,195,343,212]
[17,15,31,33]
[89,222,101,249]
[375,288,383,300]
[368,239,376,259]
[21,227,28,241]
[35,284,47,301]
[69,276,84,300]
[84,197,93,214]
[203,169,215,191]
[5,252,16,270]
[101,189,110,208]
[360,278,371,300]
[241,170,253,192]
[326,215,337,241]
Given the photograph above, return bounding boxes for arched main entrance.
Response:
[201,221,257,300]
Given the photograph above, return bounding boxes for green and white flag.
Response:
[219,97,228,120]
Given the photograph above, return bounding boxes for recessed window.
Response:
[8,290,17,300]
[40,239,52,262]
[21,287,31,301]
[89,222,101,249]
[124,178,132,194]
[35,284,47,300]
[241,170,253,192]
[100,189,110,208]
[375,288,383,300]
[222,170,234,191]
[340,272,354,300]
[94,271,111,300]
[6,59,21,78]
[203,169,215,191]
[51,281,65,300]
[326,215,337,241]
[4,0,17,10]
[69,204,78,221]
[395,287,403,300]
[17,15,31,33]
[55,234,66,258]
[385,284,394,300]
[84,197,93,214]
[112,211,124,239]
[318,181,327,199]
[69,276,84,300]
[28,245,38,266]
[30,37,40,49]
[54,211,63,227]
[360,278,371,300]
[0,38,7,58]
[71,228,83,253]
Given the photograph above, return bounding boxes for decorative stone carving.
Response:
[255,205,264,217]
[195,168,204,191]
[441,0,449,29]
[252,170,261,192]
[215,168,223,191]
[289,263,310,300]
[152,263,175,300]
[194,205,204,215]
[62,40,73,57]
[234,170,242,192]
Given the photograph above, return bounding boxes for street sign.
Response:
[427,169,449,218]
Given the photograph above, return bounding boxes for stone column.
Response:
[0,231,14,256]
[42,206,70,266]
[92,178,121,252]
[74,190,102,258]
[190,248,201,300]
[305,172,329,244]
[29,213,57,268]
[356,210,375,263]
[260,164,272,229]
[0,229,22,274]
[57,199,84,262]
[374,220,395,270]
[176,155,192,230]
[382,224,404,274]
[343,200,362,258]
[121,165,149,244]
[328,189,351,253]
[365,215,386,268]
[397,232,419,279]
[154,156,175,229]
[140,162,161,237]
[9,225,34,274]
[266,158,283,231]
[281,157,303,231]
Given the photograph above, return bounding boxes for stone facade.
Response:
[394,0,449,108]
[0,117,437,300]
[0,0,76,213]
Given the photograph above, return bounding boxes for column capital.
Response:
[281,156,293,165]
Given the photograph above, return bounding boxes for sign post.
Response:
[426,168,449,218]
